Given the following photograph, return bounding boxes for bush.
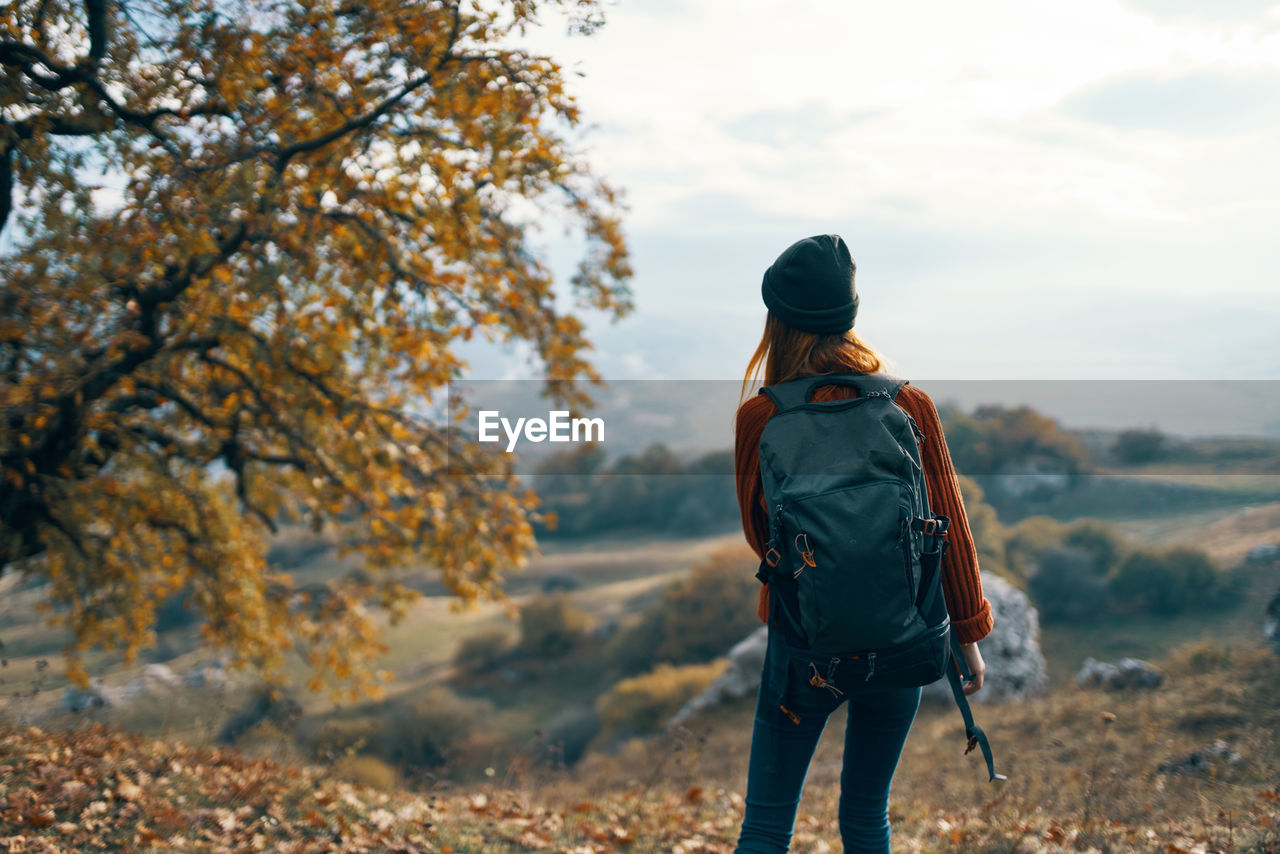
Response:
[1166,641,1237,675]
[454,626,516,673]
[604,546,759,674]
[331,755,399,792]
[375,686,497,769]
[518,593,594,658]
[1060,519,1127,577]
[604,609,669,675]
[1027,546,1110,623]
[1003,516,1066,582]
[957,475,1009,578]
[1112,428,1165,465]
[594,660,727,743]
[218,686,303,745]
[1108,546,1231,616]
[303,717,382,762]
[538,705,602,768]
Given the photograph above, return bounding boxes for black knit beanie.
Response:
[761,234,859,334]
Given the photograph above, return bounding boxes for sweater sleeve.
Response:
[733,395,772,622]
[896,384,994,644]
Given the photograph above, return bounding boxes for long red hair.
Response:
[739,312,884,405]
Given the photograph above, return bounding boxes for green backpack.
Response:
[754,371,1003,782]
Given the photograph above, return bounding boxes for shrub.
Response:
[1061,519,1127,577]
[604,546,759,674]
[594,660,727,743]
[538,705,602,768]
[303,717,382,762]
[518,593,594,658]
[375,686,497,769]
[218,686,303,745]
[1112,428,1165,465]
[1166,641,1237,675]
[1027,546,1110,623]
[957,475,1009,578]
[331,755,399,792]
[1003,516,1066,581]
[454,626,516,673]
[604,609,669,675]
[1108,546,1231,616]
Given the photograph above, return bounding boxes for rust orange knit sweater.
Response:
[735,381,994,645]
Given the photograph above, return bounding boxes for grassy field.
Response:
[3,630,1279,852]
[2,470,1280,851]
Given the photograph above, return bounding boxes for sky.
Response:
[463,0,1280,406]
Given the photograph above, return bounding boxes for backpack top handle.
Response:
[760,371,908,414]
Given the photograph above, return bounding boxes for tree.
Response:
[1112,427,1165,465]
[1,0,632,701]
[943,404,1090,476]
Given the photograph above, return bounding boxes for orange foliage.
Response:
[0,0,632,701]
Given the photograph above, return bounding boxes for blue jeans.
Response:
[734,627,922,854]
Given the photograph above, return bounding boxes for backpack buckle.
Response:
[765,547,782,568]
[922,519,939,535]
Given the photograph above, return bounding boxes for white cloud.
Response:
[492,1,1280,384]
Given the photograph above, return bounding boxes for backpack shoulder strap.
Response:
[760,372,909,414]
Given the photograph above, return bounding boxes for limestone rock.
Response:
[118,663,184,701]
[184,663,229,690]
[668,627,768,729]
[922,572,1049,704]
[62,679,115,713]
[1246,543,1280,564]
[1076,657,1164,691]
[1158,739,1243,776]
[1264,586,1280,656]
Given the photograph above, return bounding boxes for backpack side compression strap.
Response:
[946,632,1006,782]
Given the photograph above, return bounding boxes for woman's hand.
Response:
[960,642,985,695]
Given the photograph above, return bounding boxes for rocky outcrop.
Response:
[1076,657,1164,691]
[922,572,1049,704]
[669,571,1047,726]
[184,663,229,690]
[1158,740,1243,776]
[118,663,181,701]
[668,627,768,729]
[62,679,115,713]
[59,661,228,715]
[1264,586,1280,656]
[1247,543,1280,565]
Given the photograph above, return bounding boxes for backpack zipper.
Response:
[865,652,877,681]
[910,417,926,445]
[784,478,912,508]
[900,518,916,611]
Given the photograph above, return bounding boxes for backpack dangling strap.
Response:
[946,632,1006,783]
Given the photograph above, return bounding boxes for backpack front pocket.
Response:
[781,479,926,654]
